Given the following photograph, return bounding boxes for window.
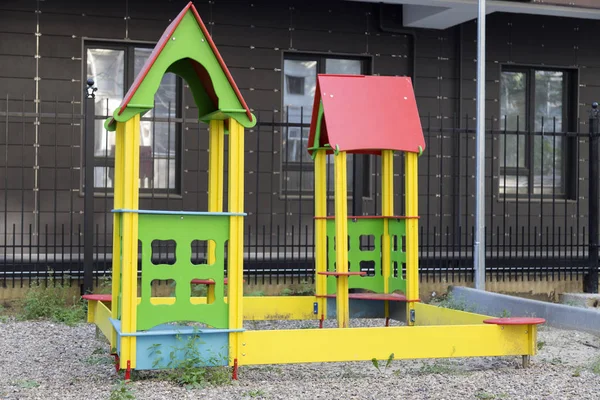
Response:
[499,66,576,198]
[286,75,305,95]
[281,54,370,196]
[86,43,181,193]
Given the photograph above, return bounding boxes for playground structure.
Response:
[83,1,545,379]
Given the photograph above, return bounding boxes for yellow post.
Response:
[334,151,350,328]
[314,149,327,322]
[405,152,419,326]
[118,115,141,368]
[207,120,225,303]
[227,118,244,366]
[110,117,126,350]
[381,150,394,322]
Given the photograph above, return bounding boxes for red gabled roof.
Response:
[116,1,252,121]
[307,75,425,155]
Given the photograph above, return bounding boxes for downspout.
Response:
[455,23,463,244]
[378,4,417,90]
[378,3,417,216]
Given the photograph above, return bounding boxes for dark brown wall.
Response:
[0,0,595,255]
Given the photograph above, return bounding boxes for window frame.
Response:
[498,64,578,200]
[82,39,184,198]
[280,51,374,200]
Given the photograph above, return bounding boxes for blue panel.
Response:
[325,298,386,319]
[110,319,233,370]
[136,331,229,370]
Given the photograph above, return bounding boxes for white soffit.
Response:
[354,0,600,29]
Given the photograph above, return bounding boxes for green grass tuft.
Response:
[21,276,86,326]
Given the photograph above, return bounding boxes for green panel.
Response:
[106,10,256,130]
[136,213,230,331]
[325,218,385,294]
[388,219,407,293]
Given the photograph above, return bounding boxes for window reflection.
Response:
[86,47,178,191]
[282,57,363,194]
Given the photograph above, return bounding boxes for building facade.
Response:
[1,0,600,284]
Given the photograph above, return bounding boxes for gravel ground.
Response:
[1,317,600,400]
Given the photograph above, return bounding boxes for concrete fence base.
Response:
[449,286,600,336]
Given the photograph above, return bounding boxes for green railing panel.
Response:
[136,213,230,331]
[325,218,385,294]
[388,218,407,293]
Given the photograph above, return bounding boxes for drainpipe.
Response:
[474,0,487,290]
[378,4,417,89]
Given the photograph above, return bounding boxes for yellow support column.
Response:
[110,117,126,350]
[207,120,225,303]
[118,115,141,369]
[227,119,244,370]
[381,150,394,323]
[405,152,419,326]
[314,149,327,323]
[334,151,350,328]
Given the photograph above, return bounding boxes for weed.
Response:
[248,290,265,297]
[84,347,114,366]
[417,360,465,375]
[537,340,545,351]
[0,305,8,323]
[475,390,497,399]
[294,280,315,296]
[372,353,395,373]
[15,379,39,389]
[500,309,511,318]
[590,357,600,375]
[429,293,474,312]
[149,331,231,389]
[550,357,563,365]
[280,288,293,296]
[573,367,582,377]
[191,284,208,297]
[95,276,113,295]
[109,381,135,400]
[246,389,266,398]
[21,276,86,326]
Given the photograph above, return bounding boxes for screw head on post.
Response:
[86,78,97,99]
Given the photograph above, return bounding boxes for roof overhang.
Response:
[350,0,600,29]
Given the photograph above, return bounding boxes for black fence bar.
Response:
[83,79,97,294]
[0,97,598,287]
[586,103,600,293]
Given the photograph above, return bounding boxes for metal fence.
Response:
[1,93,598,291]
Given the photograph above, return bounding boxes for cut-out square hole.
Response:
[331,261,351,273]
[393,261,399,278]
[402,236,406,252]
[401,263,407,279]
[333,236,351,251]
[360,260,376,276]
[191,240,217,265]
[360,235,375,251]
[392,235,398,252]
[190,279,215,303]
[150,279,176,304]
[151,240,176,265]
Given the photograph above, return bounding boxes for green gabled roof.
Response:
[105,1,256,131]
